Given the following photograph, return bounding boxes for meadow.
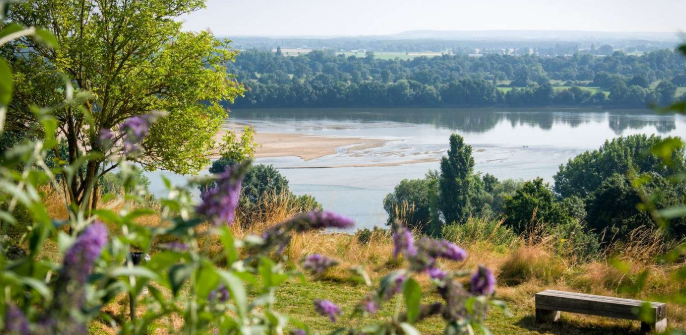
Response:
[33,188,684,334]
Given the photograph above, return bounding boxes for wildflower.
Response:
[4,304,29,335]
[196,165,244,226]
[302,254,338,274]
[382,273,406,300]
[98,128,114,149]
[439,240,467,261]
[121,115,153,142]
[119,112,163,155]
[290,329,306,335]
[286,210,355,232]
[209,285,230,303]
[359,295,379,315]
[63,222,108,284]
[313,299,342,322]
[470,266,496,296]
[427,267,447,280]
[393,228,417,258]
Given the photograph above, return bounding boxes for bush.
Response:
[586,172,686,241]
[383,177,434,233]
[503,178,571,234]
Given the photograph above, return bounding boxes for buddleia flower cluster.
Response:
[196,161,250,226]
[301,254,338,274]
[255,210,354,255]
[309,227,502,334]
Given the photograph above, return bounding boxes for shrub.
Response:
[503,178,571,234]
[383,177,434,233]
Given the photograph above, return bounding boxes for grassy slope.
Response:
[38,190,684,334]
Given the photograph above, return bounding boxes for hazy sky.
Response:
[181,0,686,37]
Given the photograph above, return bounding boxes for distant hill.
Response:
[390,30,680,42]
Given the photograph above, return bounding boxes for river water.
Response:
[147,108,686,230]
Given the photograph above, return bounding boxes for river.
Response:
[146,108,686,230]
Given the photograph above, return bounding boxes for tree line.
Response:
[226,49,686,108]
[384,134,686,259]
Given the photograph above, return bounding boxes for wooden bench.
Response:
[535,290,667,333]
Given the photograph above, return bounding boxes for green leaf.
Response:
[219,227,238,265]
[168,263,194,296]
[20,277,50,299]
[399,323,420,335]
[0,23,24,40]
[196,264,220,300]
[217,270,248,320]
[35,28,58,48]
[402,278,421,323]
[0,58,12,106]
[659,206,686,219]
[112,267,160,281]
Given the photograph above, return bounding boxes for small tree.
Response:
[5,0,243,213]
[503,178,570,234]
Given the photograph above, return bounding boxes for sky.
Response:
[181,0,686,37]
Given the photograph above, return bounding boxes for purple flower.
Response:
[4,304,29,335]
[209,285,230,303]
[98,128,114,148]
[285,210,355,232]
[427,267,447,280]
[360,295,379,315]
[302,254,338,274]
[313,299,342,322]
[119,113,162,155]
[63,222,108,284]
[290,330,306,335]
[121,115,152,142]
[382,274,406,300]
[393,228,417,258]
[196,166,244,226]
[440,240,467,261]
[470,266,496,296]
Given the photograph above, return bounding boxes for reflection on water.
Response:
[148,108,686,230]
[230,108,680,135]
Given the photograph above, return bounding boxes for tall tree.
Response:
[439,134,475,224]
[5,0,243,211]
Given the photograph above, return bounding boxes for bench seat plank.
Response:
[536,290,666,320]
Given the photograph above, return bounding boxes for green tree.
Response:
[439,134,476,224]
[383,178,433,233]
[656,80,677,106]
[553,134,685,199]
[5,0,243,212]
[586,172,686,242]
[503,178,571,234]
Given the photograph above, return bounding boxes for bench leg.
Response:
[641,318,667,334]
[535,309,560,324]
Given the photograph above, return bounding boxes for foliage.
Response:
[4,0,243,212]
[441,218,519,251]
[503,178,571,234]
[439,134,476,225]
[226,49,685,108]
[218,126,257,166]
[553,134,685,199]
[383,177,434,234]
[586,172,686,242]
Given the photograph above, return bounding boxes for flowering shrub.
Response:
[0,5,504,335]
